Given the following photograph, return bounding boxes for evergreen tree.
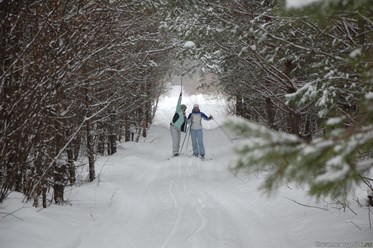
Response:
[228,0,373,200]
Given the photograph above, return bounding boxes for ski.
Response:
[167,156,180,160]
[166,153,186,160]
[191,155,212,161]
[166,155,212,161]
[201,157,212,161]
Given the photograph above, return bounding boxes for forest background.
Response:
[0,0,372,210]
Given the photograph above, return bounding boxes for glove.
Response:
[180,92,182,96]
[209,115,213,120]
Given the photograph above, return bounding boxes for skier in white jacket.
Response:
[187,104,213,159]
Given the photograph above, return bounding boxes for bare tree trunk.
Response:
[86,119,95,182]
[53,163,65,204]
[288,110,301,136]
[304,113,312,142]
[284,60,301,136]
[42,186,47,208]
[32,155,43,208]
[142,117,147,138]
[265,97,277,130]
[236,94,243,116]
[108,111,117,155]
[97,132,105,155]
[124,113,131,142]
[109,135,117,155]
[142,100,148,138]
[66,147,76,184]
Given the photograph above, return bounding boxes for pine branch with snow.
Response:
[227,116,373,199]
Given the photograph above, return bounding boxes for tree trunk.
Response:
[53,163,65,204]
[32,154,42,208]
[303,113,312,142]
[142,102,148,138]
[86,119,95,182]
[236,94,243,116]
[284,60,301,136]
[288,110,301,136]
[109,134,117,155]
[265,97,277,130]
[124,113,130,142]
[42,186,47,208]
[67,147,76,184]
[108,111,117,155]
[97,133,105,155]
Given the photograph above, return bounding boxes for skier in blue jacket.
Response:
[187,104,213,159]
[170,92,187,157]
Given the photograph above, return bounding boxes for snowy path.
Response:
[1,89,371,248]
[1,126,371,248]
[76,125,289,248]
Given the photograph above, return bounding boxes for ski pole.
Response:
[181,74,183,92]
[185,126,191,153]
[179,123,190,154]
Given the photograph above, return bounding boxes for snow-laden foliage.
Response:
[227,116,373,199]
[0,0,174,206]
[223,0,373,199]
[149,0,373,199]
[1,0,372,207]
[286,0,371,14]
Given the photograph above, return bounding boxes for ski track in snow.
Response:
[71,124,291,248]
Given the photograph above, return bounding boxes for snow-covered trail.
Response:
[76,125,288,248]
[1,88,370,248]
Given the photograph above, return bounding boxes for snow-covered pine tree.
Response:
[228,0,373,201]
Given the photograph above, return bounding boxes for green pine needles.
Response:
[227,115,373,199]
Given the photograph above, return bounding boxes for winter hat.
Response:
[193,103,199,108]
